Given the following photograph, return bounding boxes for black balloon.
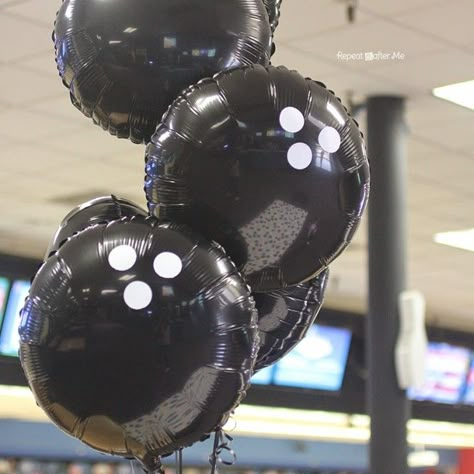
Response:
[145,65,370,292]
[20,216,258,472]
[263,0,283,33]
[46,195,147,257]
[54,0,272,144]
[253,269,329,371]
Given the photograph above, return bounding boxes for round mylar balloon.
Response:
[20,216,258,473]
[263,0,283,33]
[54,0,272,144]
[253,269,329,371]
[46,195,147,258]
[145,65,370,291]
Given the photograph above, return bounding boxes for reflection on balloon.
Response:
[253,269,329,371]
[53,0,272,144]
[145,65,370,291]
[263,0,283,33]
[20,215,258,472]
[46,195,147,258]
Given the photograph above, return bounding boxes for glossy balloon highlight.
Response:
[46,195,147,257]
[20,216,258,472]
[263,0,283,33]
[253,270,329,371]
[145,65,370,291]
[53,0,272,144]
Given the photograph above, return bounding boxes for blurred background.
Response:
[0,0,473,473]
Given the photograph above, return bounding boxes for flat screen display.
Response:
[0,280,30,357]
[251,364,274,385]
[0,277,10,329]
[273,325,352,391]
[409,342,470,404]
[250,325,352,391]
[461,358,474,405]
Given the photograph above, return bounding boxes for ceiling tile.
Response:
[394,0,474,47]
[374,48,474,93]
[0,13,51,62]
[3,0,59,28]
[358,0,445,16]
[407,135,443,159]
[0,64,60,106]
[14,53,60,79]
[0,108,79,142]
[407,95,474,129]
[272,43,342,80]
[0,132,15,147]
[0,1,29,11]
[317,66,408,97]
[35,123,143,160]
[26,93,86,122]
[414,119,474,154]
[275,0,374,42]
[287,18,447,72]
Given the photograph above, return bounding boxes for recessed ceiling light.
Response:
[434,228,474,252]
[433,80,474,110]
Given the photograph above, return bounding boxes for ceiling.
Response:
[0,0,473,330]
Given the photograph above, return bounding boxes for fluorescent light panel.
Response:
[227,405,474,448]
[2,386,474,449]
[433,80,474,110]
[408,450,439,468]
[434,228,474,252]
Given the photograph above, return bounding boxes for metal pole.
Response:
[367,96,410,474]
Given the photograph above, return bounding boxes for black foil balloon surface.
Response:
[253,269,329,371]
[145,65,370,291]
[54,0,272,144]
[19,216,258,472]
[46,195,147,257]
[263,0,282,33]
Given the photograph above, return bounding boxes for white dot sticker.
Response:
[287,142,313,170]
[318,126,341,153]
[124,281,152,310]
[108,245,137,271]
[154,252,183,279]
[279,107,305,133]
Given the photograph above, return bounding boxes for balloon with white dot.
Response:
[287,142,313,170]
[123,281,152,310]
[318,126,341,153]
[154,252,183,279]
[279,107,305,133]
[108,245,137,271]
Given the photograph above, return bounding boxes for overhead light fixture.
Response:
[408,450,440,468]
[434,228,474,252]
[433,80,474,110]
[225,405,474,448]
[3,387,474,448]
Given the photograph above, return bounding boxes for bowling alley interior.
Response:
[0,1,473,473]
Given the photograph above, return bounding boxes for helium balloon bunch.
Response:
[19,1,370,473]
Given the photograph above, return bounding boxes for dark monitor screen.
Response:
[0,277,10,329]
[251,324,352,391]
[0,280,30,357]
[409,342,471,404]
